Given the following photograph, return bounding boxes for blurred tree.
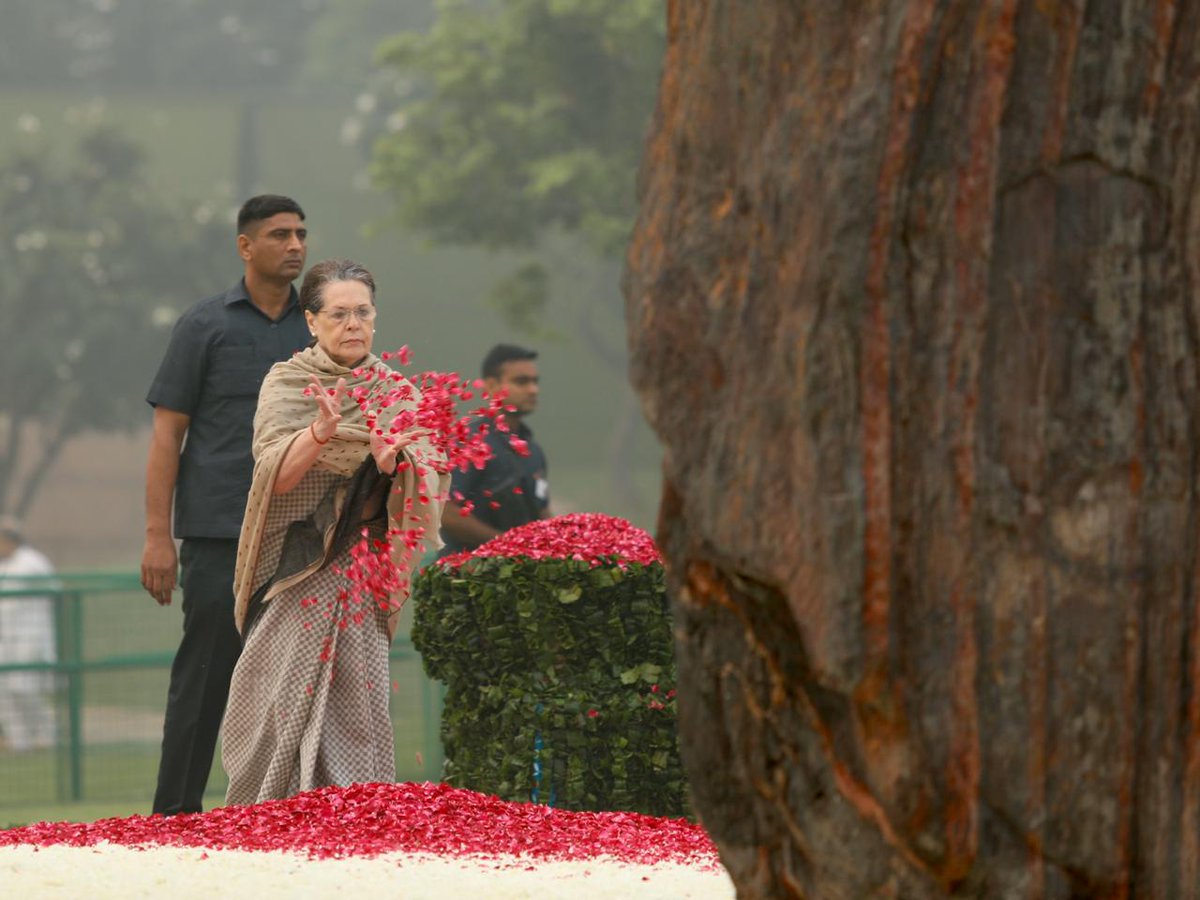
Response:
[0,122,229,517]
[371,0,662,258]
[0,1,78,86]
[302,0,435,91]
[0,0,438,93]
[0,0,310,89]
[367,0,665,504]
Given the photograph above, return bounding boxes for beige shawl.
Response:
[233,344,448,637]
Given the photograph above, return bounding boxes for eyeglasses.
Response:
[319,306,377,325]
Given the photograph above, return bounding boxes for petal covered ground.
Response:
[0,782,734,899]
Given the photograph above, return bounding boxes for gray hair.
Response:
[299,257,376,314]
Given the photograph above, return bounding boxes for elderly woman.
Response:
[222,257,446,805]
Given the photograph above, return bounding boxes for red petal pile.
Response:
[440,513,663,569]
[0,782,718,867]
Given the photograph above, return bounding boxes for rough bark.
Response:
[623,2,1200,896]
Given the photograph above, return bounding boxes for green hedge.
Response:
[411,555,688,816]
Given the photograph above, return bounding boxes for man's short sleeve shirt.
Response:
[146,279,310,539]
[442,417,549,554]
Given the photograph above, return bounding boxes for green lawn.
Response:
[0,586,444,826]
[1,682,442,827]
[1,800,161,829]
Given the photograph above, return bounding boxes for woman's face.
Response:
[306,279,376,367]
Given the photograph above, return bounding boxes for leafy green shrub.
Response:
[410,515,688,816]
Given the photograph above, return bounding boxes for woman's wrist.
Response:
[310,421,332,445]
[376,449,400,476]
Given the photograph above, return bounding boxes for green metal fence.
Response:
[0,572,443,808]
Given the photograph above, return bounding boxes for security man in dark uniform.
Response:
[140,194,310,814]
[440,344,550,554]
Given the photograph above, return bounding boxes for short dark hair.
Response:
[237,194,305,234]
[299,257,376,315]
[482,343,538,380]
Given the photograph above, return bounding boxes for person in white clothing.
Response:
[0,515,57,752]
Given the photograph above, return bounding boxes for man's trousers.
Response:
[151,538,241,815]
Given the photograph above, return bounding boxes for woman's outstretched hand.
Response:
[310,374,345,443]
[273,375,348,496]
[370,426,430,475]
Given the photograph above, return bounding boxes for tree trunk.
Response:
[624,2,1200,896]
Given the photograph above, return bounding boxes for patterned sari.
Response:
[222,345,446,805]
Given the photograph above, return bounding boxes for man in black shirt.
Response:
[141,194,310,814]
[440,344,550,554]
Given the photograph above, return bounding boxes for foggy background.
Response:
[0,0,666,570]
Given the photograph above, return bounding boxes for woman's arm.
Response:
[272,376,345,495]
